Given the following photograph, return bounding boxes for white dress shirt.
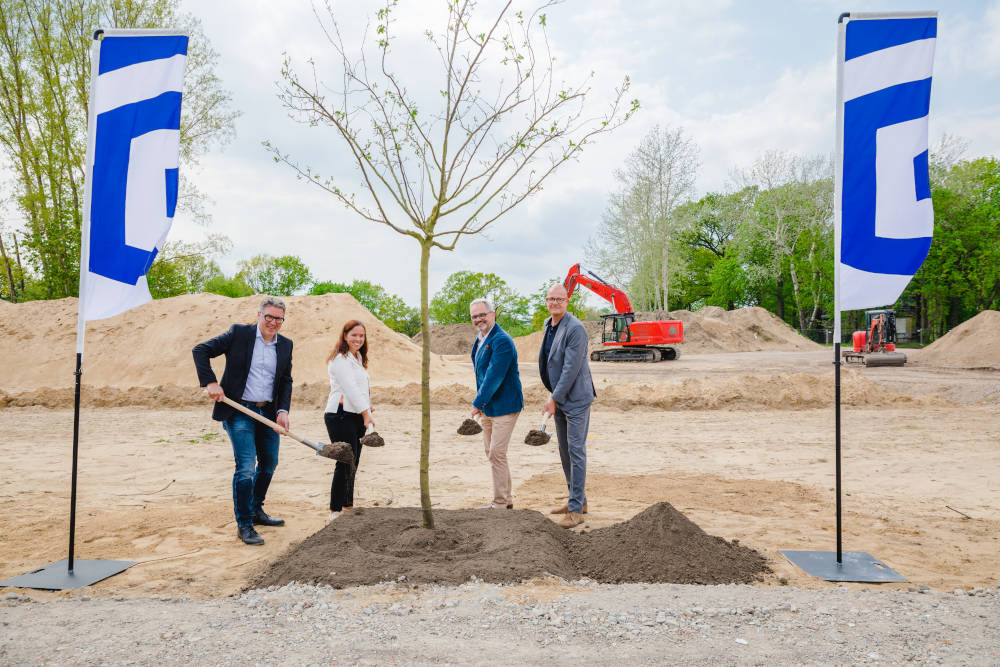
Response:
[325,351,371,414]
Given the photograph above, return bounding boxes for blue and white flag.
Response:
[78,30,188,328]
[835,12,936,313]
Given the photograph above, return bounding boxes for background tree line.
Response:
[587,127,999,342]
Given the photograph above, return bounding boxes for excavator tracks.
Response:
[590,346,680,363]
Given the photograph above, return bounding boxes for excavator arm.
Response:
[562,263,633,314]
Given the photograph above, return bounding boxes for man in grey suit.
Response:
[539,283,596,528]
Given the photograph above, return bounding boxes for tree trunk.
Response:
[788,260,807,332]
[776,274,785,322]
[0,233,16,302]
[661,235,669,311]
[419,239,434,529]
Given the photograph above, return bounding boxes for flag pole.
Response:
[832,11,848,565]
[67,29,104,574]
[779,11,905,583]
[0,28,132,591]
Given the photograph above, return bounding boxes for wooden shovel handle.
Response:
[218,395,309,446]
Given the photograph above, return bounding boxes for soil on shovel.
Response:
[250,502,769,590]
[456,418,482,435]
[524,429,551,446]
[319,442,354,465]
[360,431,384,448]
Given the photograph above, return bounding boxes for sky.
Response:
[170,0,1000,308]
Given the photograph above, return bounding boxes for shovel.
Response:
[217,395,352,463]
[524,414,552,446]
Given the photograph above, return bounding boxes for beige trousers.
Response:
[481,411,520,506]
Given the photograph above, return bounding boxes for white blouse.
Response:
[324,352,371,414]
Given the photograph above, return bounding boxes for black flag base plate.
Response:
[0,559,134,591]
[780,550,906,583]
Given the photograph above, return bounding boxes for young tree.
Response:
[0,0,238,299]
[268,1,637,527]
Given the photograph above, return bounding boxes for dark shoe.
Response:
[506,503,513,509]
[253,510,285,527]
[238,525,265,545]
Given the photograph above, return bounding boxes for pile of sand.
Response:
[0,293,459,393]
[636,306,821,353]
[411,323,477,355]
[251,503,769,589]
[514,306,820,360]
[914,310,1000,369]
[0,369,949,411]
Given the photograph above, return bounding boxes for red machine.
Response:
[843,308,907,367]
[563,264,684,362]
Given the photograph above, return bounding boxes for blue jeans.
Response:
[223,406,280,528]
[554,403,590,513]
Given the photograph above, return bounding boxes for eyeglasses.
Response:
[545,297,567,303]
[470,312,491,321]
[262,314,285,323]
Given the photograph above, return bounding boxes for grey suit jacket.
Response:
[538,312,596,410]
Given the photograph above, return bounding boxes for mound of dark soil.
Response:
[252,508,576,589]
[250,503,769,590]
[569,502,768,585]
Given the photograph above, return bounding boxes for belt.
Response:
[242,400,272,408]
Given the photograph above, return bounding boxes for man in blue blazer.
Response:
[193,296,294,546]
[469,297,523,510]
[539,284,596,528]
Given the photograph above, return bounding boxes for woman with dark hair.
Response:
[324,319,373,520]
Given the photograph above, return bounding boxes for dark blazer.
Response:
[538,312,595,410]
[192,323,293,422]
[471,323,523,417]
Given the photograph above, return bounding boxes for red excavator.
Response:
[562,263,684,362]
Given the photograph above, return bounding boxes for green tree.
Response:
[235,254,313,296]
[146,234,231,298]
[269,2,637,527]
[528,276,595,329]
[0,0,238,299]
[311,278,421,336]
[429,270,530,335]
[203,274,252,298]
[731,151,833,331]
[586,125,699,310]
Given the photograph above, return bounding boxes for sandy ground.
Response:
[1,350,997,600]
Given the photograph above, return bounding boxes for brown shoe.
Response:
[557,511,584,528]
[550,502,588,515]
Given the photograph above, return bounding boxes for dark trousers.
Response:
[324,406,365,511]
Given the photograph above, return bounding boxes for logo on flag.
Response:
[79,31,188,322]
[836,14,937,312]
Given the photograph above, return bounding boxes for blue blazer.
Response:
[471,323,524,417]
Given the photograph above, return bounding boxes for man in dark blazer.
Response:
[470,298,523,510]
[192,296,293,546]
[539,283,596,528]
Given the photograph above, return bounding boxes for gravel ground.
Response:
[2,581,998,665]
